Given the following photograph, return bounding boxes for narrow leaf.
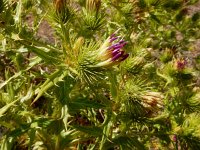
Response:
[0,99,18,118]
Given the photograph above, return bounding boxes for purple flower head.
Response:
[176,58,187,70]
[108,34,128,61]
[95,32,129,67]
[173,135,177,142]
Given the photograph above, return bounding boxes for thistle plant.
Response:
[0,0,200,149]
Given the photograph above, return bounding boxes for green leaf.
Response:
[32,69,68,105]
[0,71,22,90]
[14,0,22,26]
[192,12,200,22]
[24,44,61,65]
[102,135,146,150]
[139,0,147,8]
[68,97,105,112]
[20,85,34,103]
[163,0,182,9]
[28,129,36,150]
[72,125,103,137]
[149,13,161,24]
[8,124,30,137]
[31,118,55,129]
[54,75,76,105]
[0,0,7,14]
[156,69,173,87]
[108,72,118,99]
[0,99,18,118]
[0,136,15,150]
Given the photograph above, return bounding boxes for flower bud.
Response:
[141,91,164,116]
[86,0,101,13]
[73,37,84,57]
[172,135,177,142]
[54,0,66,13]
[174,58,187,71]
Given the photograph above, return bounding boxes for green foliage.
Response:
[0,0,200,149]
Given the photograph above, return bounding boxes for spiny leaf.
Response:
[24,44,61,64]
[0,99,18,118]
[30,118,55,129]
[54,75,76,105]
[0,136,15,150]
[14,0,22,26]
[68,97,105,112]
[20,85,34,103]
[72,125,103,137]
[108,72,118,99]
[156,69,173,87]
[7,124,30,137]
[0,0,7,13]
[0,71,22,90]
[102,135,146,150]
[32,70,68,105]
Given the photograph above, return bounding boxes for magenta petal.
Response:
[108,42,125,50]
[113,42,127,49]
[110,37,118,42]
[121,41,128,46]
[112,48,120,53]
[112,51,119,56]
[120,51,124,55]
[113,44,123,49]
[119,40,125,43]
[112,51,123,61]
[108,43,120,50]
[120,53,129,61]
[110,33,116,38]
[112,49,121,56]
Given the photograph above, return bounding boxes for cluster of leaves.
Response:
[0,0,200,149]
